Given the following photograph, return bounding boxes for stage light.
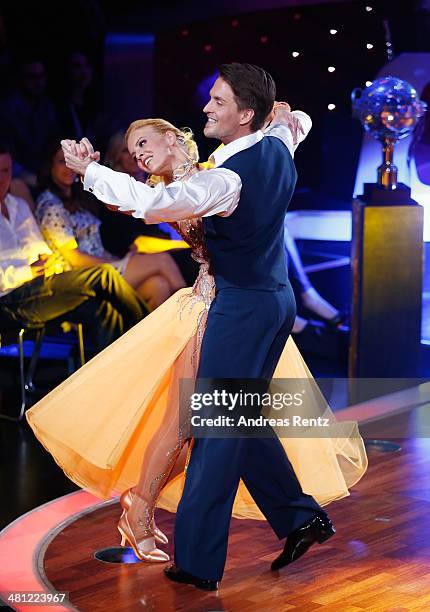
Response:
[231,19,239,28]
[292,51,300,58]
[366,43,374,49]
[181,29,189,37]
[328,66,336,72]
[328,104,336,110]
[366,81,373,87]
[260,36,268,44]
[365,5,373,11]
[330,29,338,35]
[204,44,212,52]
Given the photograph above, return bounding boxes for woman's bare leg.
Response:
[125,332,199,541]
[124,253,186,294]
[137,275,171,310]
[301,287,339,320]
[125,396,190,541]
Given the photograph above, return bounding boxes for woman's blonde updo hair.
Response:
[125,118,199,165]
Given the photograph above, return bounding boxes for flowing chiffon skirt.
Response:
[26,287,367,520]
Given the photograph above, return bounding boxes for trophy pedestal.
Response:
[361,182,415,205]
[349,185,423,378]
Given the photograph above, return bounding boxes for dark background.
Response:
[1,0,428,207]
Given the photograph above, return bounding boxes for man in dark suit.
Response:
[171,64,335,589]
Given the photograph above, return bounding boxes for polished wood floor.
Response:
[43,438,430,612]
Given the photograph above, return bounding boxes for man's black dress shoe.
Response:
[164,563,218,591]
[271,514,335,571]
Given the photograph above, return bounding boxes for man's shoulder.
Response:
[5,193,39,229]
[221,139,262,164]
[6,192,32,214]
[221,136,291,169]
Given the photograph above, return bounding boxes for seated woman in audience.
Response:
[35,144,186,310]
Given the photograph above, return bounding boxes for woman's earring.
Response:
[167,146,172,155]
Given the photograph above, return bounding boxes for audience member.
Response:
[55,50,100,142]
[0,57,60,186]
[285,225,343,337]
[0,143,147,354]
[36,144,187,310]
[0,14,10,90]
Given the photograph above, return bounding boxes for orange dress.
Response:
[26,219,367,520]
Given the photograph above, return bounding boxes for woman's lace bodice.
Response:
[170,218,215,312]
[169,219,210,267]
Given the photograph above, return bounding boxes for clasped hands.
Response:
[61,137,136,216]
[61,137,100,177]
[266,101,305,145]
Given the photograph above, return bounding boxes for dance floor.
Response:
[1,430,430,611]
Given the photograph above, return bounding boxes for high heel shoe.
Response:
[118,512,169,563]
[119,489,169,545]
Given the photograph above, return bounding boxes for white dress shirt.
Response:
[212,110,312,167]
[83,111,311,223]
[84,164,242,223]
[0,194,52,297]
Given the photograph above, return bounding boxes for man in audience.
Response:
[0,56,60,186]
[0,144,147,354]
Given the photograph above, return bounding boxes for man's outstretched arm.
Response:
[264,104,312,158]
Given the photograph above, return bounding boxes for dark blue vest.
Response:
[203,135,297,290]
